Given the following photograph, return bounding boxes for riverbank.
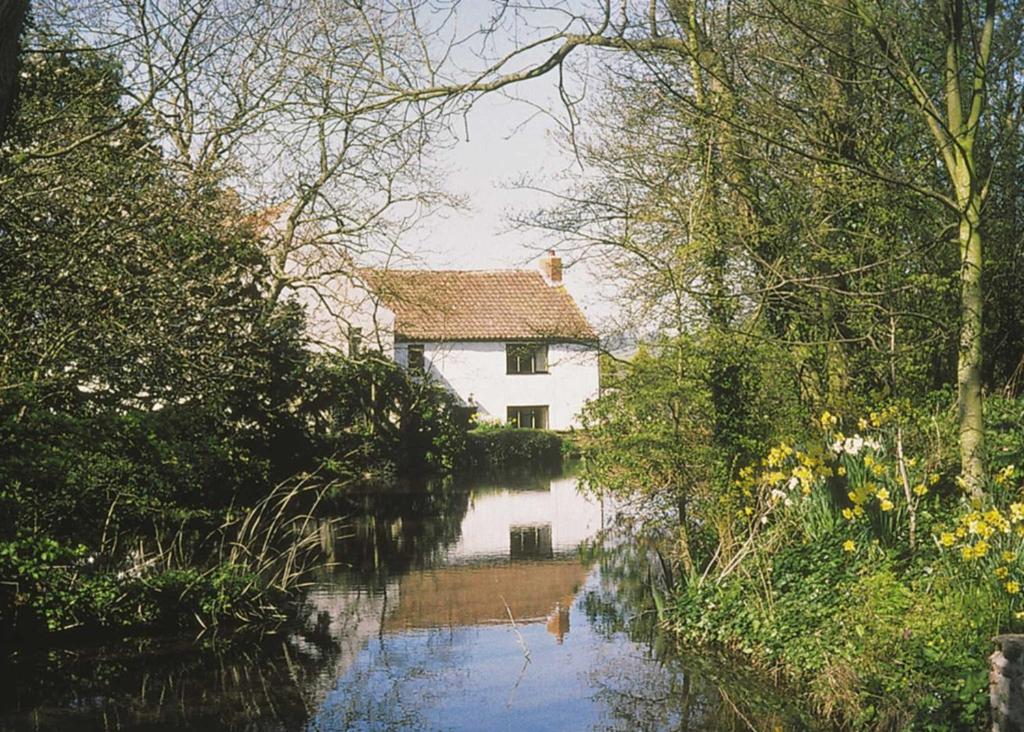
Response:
[667,533,994,729]
[649,399,1024,730]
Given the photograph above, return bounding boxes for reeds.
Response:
[129,469,347,628]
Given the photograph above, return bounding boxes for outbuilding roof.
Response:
[359,269,597,342]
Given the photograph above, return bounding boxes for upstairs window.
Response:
[507,405,549,430]
[407,344,425,374]
[506,343,548,374]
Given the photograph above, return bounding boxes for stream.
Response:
[0,467,815,731]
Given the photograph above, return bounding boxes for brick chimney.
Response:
[539,250,562,285]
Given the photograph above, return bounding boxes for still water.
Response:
[0,469,813,731]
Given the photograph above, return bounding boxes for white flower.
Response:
[770,488,787,502]
[843,436,864,456]
[864,437,882,451]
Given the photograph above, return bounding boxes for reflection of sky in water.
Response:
[310,569,679,732]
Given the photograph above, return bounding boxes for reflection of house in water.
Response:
[302,473,604,691]
[382,560,589,634]
[383,476,602,641]
[448,475,602,562]
[510,524,553,560]
[547,602,570,644]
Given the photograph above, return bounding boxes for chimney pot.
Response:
[540,251,562,284]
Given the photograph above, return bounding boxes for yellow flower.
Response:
[843,540,855,552]
[996,566,1010,579]
[858,417,869,430]
[820,411,838,429]
[837,465,847,477]
[880,499,894,512]
[1007,581,1021,595]
[744,506,753,516]
[928,473,941,485]
[876,488,890,501]
[1015,611,1024,620]
[1004,551,1019,563]
[995,465,1017,487]
[853,505,865,518]
[912,483,927,497]
[939,532,956,547]
[1011,503,1024,523]
[962,541,989,560]
[842,508,855,520]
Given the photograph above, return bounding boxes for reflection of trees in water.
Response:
[325,476,473,582]
[579,535,821,731]
[310,628,468,732]
[580,534,666,641]
[0,630,342,732]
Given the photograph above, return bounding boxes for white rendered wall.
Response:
[304,275,396,357]
[395,340,599,430]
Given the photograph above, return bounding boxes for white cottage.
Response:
[344,252,599,430]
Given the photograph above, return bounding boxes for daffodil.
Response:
[843,540,855,552]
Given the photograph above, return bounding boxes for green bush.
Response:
[459,428,564,472]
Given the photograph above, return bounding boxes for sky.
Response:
[394,4,618,330]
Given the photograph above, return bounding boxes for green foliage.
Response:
[578,334,803,555]
[663,399,1024,729]
[460,428,563,472]
[0,40,469,643]
[302,354,466,476]
[669,525,995,729]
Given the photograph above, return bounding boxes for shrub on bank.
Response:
[459,426,564,472]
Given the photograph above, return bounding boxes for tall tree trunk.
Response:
[0,0,29,142]
[957,190,985,495]
[857,0,995,495]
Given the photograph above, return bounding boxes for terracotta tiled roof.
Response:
[359,269,597,342]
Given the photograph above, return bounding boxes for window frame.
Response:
[506,405,549,430]
[406,343,425,374]
[505,342,549,375]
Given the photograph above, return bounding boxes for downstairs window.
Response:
[507,405,549,430]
